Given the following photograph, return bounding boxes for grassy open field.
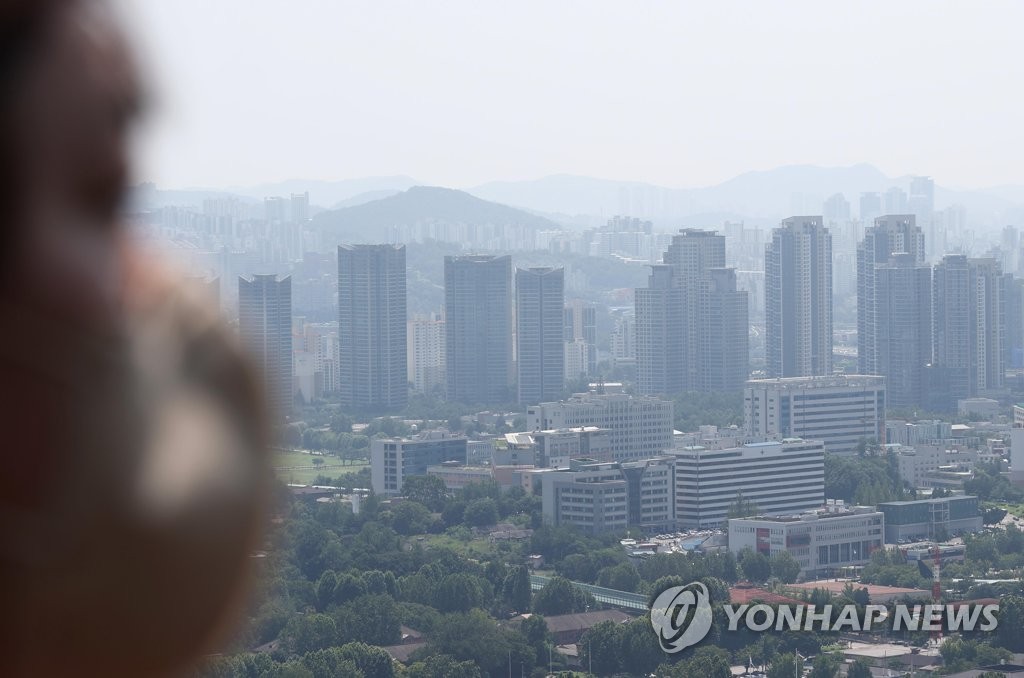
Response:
[271,449,368,485]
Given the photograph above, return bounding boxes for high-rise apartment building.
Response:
[635,265,683,395]
[859,192,882,224]
[931,255,1005,408]
[337,244,407,410]
[516,267,565,405]
[635,229,748,394]
[564,299,597,376]
[744,375,886,455]
[856,215,931,409]
[765,217,833,377]
[238,274,293,417]
[857,215,926,375]
[873,254,933,409]
[408,313,446,395]
[444,255,512,405]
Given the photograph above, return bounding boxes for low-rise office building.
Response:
[526,391,674,461]
[877,496,983,543]
[370,431,467,495]
[536,456,676,534]
[729,503,884,578]
[499,427,612,467]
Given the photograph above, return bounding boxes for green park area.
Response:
[271,448,368,485]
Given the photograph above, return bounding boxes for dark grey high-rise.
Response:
[337,244,407,410]
[873,254,932,409]
[765,216,833,378]
[445,255,512,405]
[857,215,925,376]
[516,267,565,405]
[635,229,748,394]
[239,274,293,417]
[932,255,1004,407]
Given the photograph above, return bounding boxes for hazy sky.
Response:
[123,1,1024,191]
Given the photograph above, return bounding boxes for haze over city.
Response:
[10,1,1024,676]
[125,0,1024,191]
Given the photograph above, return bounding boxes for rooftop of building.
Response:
[730,504,879,523]
[374,429,466,444]
[745,374,885,389]
[878,495,977,507]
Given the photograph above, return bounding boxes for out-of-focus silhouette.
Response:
[0,2,270,675]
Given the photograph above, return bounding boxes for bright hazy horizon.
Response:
[123,0,1024,191]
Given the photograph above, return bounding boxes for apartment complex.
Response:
[671,438,826,528]
[635,229,748,395]
[744,375,886,454]
[370,431,467,495]
[729,504,884,578]
[526,392,674,461]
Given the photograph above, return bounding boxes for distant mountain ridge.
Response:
[137,164,1024,229]
[468,164,1024,227]
[311,185,563,244]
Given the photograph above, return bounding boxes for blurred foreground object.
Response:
[0,2,270,675]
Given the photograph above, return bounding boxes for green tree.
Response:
[659,646,732,678]
[389,500,433,535]
[334,594,402,646]
[739,549,772,583]
[847,658,873,678]
[770,551,802,584]
[996,595,1024,652]
[280,613,337,655]
[330,413,354,434]
[596,562,641,592]
[336,642,396,678]
[402,475,449,512]
[728,491,761,519]
[424,609,511,676]
[406,655,482,678]
[502,565,532,613]
[580,620,623,675]
[809,653,840,678]
[533,576,595,615]
[766,652,798,678]
[462,497,499,527]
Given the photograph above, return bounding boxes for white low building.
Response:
[729,503,884,578]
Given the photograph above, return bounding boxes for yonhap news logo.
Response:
[649,581,1000,655]
[649,582,714,653]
